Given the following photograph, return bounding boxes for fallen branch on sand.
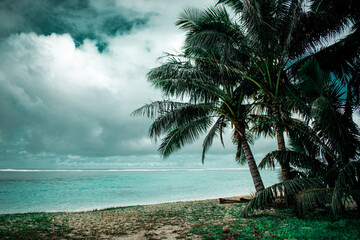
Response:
[219,197,251,204]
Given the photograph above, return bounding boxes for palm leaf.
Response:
[216,0,244,13]
[296,188,333,216]
[202,116,227,163]
[241,177,324,217]
[159,116,213,157]
[131,101,190,119]
[148,103,210,141]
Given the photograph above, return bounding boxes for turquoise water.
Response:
[0,168,279,214]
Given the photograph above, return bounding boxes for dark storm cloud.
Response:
[1,0,277,169]
[0,0,150,51]
[0,33,159,157]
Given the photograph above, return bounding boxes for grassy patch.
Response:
[190,207,360,240]
[0,200,359,239]
[0,212,71,240]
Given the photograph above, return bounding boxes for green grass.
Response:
[190,207,360,240]
[0,200,359,239]
[0,212,71,240]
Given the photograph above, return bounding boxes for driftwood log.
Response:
[219,197,251,204]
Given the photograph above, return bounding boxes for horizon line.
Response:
[0,167,280,172]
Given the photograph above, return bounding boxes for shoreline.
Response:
[0,168,281,172]
[1,196,359,239]
[0,195,253,216]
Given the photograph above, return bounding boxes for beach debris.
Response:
[222,226,230,233]
[219,197,251,204]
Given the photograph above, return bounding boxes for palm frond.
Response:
[177,8,203,32]
[259,149,325,177]
[329,187,359,218]
[147,103,211,140]
[178,6,247,54]
[216,0,244,13]
[202,116,226,163]
[250,115,276,138]
[241,178,324,217]
[296,187,333,216]
[131,101,190,119]
[336,162,357,189]
[159,116,213,157]
[147,57,217,102]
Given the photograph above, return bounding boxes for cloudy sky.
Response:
[0,0,282,169]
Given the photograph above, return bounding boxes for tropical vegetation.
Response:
[133,0,359,218]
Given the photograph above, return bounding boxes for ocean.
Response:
[0,168,279,214]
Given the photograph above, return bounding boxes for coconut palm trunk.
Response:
[276,131,291,180]
[273,107,291,181]
[237,128,265,193]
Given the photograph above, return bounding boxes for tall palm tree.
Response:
[132,47,265,193]
[199,0,359,180]
[244,59,360,218]
[176,0,317,181]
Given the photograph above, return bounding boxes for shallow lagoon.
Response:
[0,168,278,214]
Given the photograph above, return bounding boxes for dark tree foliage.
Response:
[133,0,360,218]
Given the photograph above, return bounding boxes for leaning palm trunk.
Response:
[238,131,265,193]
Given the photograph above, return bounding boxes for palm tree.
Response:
[176,0,318,181]
[132,47,265,193]
[212,0,359,180]
[134,0,359,206]
[243,59,360,218]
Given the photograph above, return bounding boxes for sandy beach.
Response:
[53,199,230,240]
[1,198,244,239]
[1,196,359,240]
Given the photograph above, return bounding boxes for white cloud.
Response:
[0,0,281,169]
[0,32,161,155]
